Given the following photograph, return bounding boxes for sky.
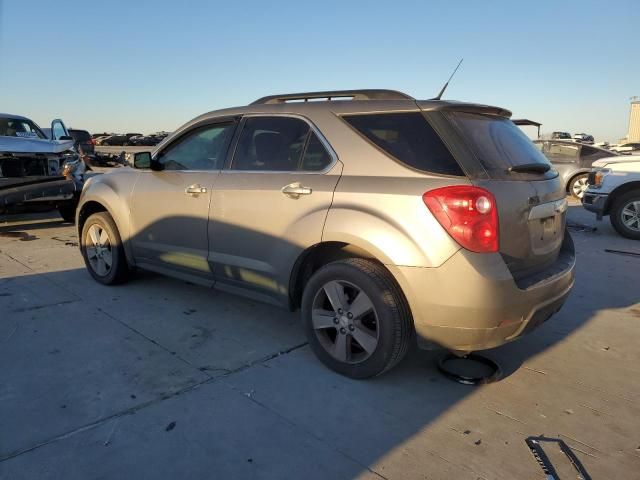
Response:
[0,0,637,142]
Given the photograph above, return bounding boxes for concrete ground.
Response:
[1,200,639,479]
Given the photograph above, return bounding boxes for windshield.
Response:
[0,117,46,139]
[448,112,552,175]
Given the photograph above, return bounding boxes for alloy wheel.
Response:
[621,200,640,232]
[572,176,589,199]
[311,280,379,364]
[85,224,113,276]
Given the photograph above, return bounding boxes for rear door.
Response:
[442,111,568,282]
[209,115,341,306]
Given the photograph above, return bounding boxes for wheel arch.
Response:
[77,184,134,265]
[605,181,640,216]
[565,170,590,193]
[288,241,387,311]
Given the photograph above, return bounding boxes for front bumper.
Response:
[388,234,576,352]
[582,191,608,219]
[0,178,76,213]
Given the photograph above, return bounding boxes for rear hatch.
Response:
[436,109,568,283]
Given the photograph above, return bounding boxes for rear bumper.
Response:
[389,233,575,352]
[582,191,607,219]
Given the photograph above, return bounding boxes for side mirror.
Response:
[133,151,152,169]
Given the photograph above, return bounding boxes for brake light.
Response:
[423,185,499,253]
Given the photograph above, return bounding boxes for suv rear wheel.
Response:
[610,190,640,240]
[80,212,131,284]
[301,258,413,378]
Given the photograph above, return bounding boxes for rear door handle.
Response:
[281,183,312,198]
[185,184,207,195]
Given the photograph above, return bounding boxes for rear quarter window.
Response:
[342,112,464,176]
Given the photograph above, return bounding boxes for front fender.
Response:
[77,171,138,264]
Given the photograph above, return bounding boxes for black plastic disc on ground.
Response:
[436,353,502,385]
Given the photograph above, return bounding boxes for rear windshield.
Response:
[448,112,551,174]
[343,112,464,176]
[69,130,91,142]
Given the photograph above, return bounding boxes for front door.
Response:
[209,115,342,305]
[129,120,237,283]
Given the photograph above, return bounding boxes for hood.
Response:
[592,155,640,168]
[0,135,75,154]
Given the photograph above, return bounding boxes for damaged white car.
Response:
[0,114,87,222]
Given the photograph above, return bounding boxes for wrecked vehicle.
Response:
[0,114,87,222]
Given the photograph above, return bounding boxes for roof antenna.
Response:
[433,58,463,100]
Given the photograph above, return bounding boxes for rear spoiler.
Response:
[417,101,512,119]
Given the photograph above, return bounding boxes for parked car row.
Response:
[550,131,595,144]
[94,132,169,147]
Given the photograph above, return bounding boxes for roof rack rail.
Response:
[250,89,414,105]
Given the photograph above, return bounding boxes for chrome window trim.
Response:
[224,113,339,175]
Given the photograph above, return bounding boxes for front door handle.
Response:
[281,183,312,198]
[185,184,207,195]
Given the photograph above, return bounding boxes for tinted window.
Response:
[232,117,309,171]
[547,142,580,161]
[52,122,67,140]
[69,130,91,142]
[301,132,332,171]
[343,112,463,175]
[159,123,235,171]
[448,112,552,173]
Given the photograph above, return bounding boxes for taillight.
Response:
[423,185,499,253]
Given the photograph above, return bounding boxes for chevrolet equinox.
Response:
[77,90,575,378]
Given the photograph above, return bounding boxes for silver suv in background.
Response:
[534,140,618,199]
[76,90,575,378]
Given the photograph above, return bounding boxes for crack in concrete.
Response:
[0,338,309,464]
[223,380,390,480]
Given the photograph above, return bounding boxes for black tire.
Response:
[80,212,131,284]
[301,258,413,379]
[58,204,76,223]
[609,190,640,240]
[569,173,589,200]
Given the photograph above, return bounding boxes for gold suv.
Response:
[77,90,575,378]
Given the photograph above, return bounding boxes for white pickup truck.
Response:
[582,155,640,239]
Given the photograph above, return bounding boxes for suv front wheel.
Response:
[80,212,131,284]
[301,258,413,378]
[610,190,640,240]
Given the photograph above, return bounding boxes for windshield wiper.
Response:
[508,163,551,174]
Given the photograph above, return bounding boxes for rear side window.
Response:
[448,112,551,174]
[232,117,332,172]
[343,112,463,176]
[548,142,579,161]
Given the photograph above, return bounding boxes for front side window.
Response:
[158,123,235,171]
[547,142,579,161]
[52,122,67,140]
[343,112,464,176]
